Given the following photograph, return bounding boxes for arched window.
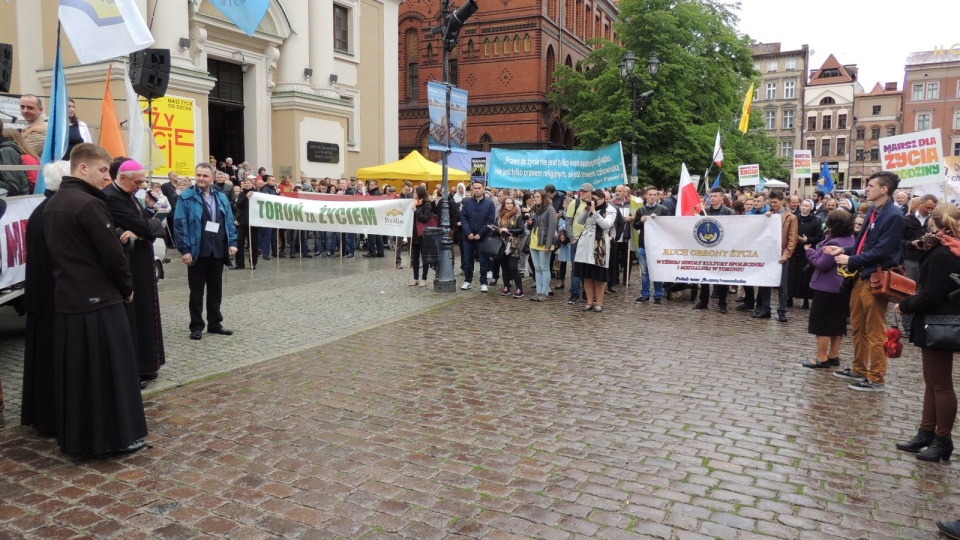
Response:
[546,45,556,87]
[480,133,493,152]
[513,35,520,53]
[493,37,500,56]
[522,34,531,52]
[819,96,835,105]
[483,38,490,56]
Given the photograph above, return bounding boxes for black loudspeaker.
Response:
[129,48,170,100]
[0,43,12,94]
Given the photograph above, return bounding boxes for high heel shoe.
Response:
[896,428,935,452]
[917,436,953,462]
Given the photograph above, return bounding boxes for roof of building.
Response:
[750,42,808,59]
[863,82,900,95]
[905,50,960,67]
[808,54,857,86]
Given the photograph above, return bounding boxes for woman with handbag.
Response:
[801,210,856,369]
[410,186,437,286]
[894,203,960,463]
[527,190,557,301]
[494,197,526,298]
[574,189,615,312]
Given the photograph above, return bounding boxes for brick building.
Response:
[850,83,902,190]
[803,54,863,192]
[398,0,619,159]
[750,43,809,194]
[902,50,960,159]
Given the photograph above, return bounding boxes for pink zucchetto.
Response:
[118,159,145,173]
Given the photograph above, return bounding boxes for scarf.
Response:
[920,228,960,257]
[593,202,608,263]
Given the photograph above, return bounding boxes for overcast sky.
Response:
[724,0,956,90]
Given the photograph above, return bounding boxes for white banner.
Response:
[0,195,44,290]
[879,128,943,188]
[248,192,416,236]
[646,216,782,287]
[59,0,155,65]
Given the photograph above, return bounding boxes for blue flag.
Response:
[209,0,270,37]
[38,27,70,193]
[818,162,835,194]
[710,171,722,189]
[757,176,766,193]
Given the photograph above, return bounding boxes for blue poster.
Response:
[488,143,628,191]
[449,87,468,154]
[427,81,448,152]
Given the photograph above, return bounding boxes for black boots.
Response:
[917,436,954,462]
[896,428,934,452]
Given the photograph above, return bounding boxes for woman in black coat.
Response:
[895,203,960,463]
[787,199,823,308]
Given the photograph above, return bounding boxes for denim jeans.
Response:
[635,247,663,299]
[288,230,309,256]
[758,263,789,315]
[569,242,583,296]
[259,228,277,256]
[530,249,552,296]
[462,238,489,284]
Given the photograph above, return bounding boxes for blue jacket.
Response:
[461,195,496,239]
[174,186,238,260]
[843,201,904,280]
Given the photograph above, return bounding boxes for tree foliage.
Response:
[549,0,790,188]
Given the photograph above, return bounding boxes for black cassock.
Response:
[21,195,57,434]
[103,183,166,379]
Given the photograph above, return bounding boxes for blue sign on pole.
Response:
[488,143,628,191]
[427,81,448,152]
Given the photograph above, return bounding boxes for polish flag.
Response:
[712,129,724,167]
[676,163,703,216]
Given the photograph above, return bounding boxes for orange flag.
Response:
[98,66,127,158]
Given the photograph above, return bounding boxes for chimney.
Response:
[884,82,898,91]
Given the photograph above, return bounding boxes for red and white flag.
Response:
[712,129,724,167]
[676,163,703,217]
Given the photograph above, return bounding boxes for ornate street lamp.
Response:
[619,51,659,182]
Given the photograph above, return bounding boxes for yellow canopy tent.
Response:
[357,150,470,193]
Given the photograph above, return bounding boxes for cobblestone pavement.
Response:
[2,263,959,539]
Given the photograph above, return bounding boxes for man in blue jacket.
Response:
[460,180,496,291]
[175,162,238,340]
[825,171,904,392]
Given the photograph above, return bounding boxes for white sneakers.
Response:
[480,284,489,292]
[461,282,471,290]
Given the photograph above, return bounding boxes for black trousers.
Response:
[698,284,728,308]
[367,234,384,256]
[187,256,225,332]
[236,226,259,268]
[609,241,628,286]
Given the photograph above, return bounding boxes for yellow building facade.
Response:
[0,0,399,179]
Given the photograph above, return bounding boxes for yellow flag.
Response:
[738,82,754,134]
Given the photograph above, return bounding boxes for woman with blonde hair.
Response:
[895,203,960,463]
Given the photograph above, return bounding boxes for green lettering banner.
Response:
[249,192,415,235]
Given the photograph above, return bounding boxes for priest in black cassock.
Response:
[21,160,70,435]
[104,157,166,388]
[43,143,146,457]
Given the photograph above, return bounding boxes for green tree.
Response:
[549,0,789,188]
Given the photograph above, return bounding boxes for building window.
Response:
[767,61,778,72]
[784,80,795,99]
[819,97,835,105]
[764,110,776,130]
[448,59,458,86]
[493,38,500,55]
[836,138,846,157]
[523,34,531,52]
[887,126,897,136]
[856,127,865,140]
[821,139,831,157]
[765,82,776,100]
[955,111,960,130]
[917,113,932,131]
[408,63,419,100]
[805,139,816,152]
[807,116,817,131]
[872,105,881,115]
[955,141,960,156]
[838,114,847,129]
[753,85,759,101]
[928,82,940,100]
[786,59,796,70]
[822,114,832,130]
[855,148,866,161]
[870,127,880,139]
[483,38,490,56]
[870,148,879,161]
[334,4,350,53]
[782,109,794,129]
[780,140,793,158]
[913,83,925,101]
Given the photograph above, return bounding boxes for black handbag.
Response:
[922,315,960,352]
[480,234,505,260]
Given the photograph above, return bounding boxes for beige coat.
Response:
[574,203,615,266]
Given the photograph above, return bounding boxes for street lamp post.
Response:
[618,51,660,183]
[432,0,478,293]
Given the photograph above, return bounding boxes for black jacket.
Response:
[43,178,133,313]
[899,244,960,347]
[632,203,669,248]
[903,213,928,262]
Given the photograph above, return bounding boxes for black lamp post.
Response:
[432,0,478,293]
[618,51,660,183]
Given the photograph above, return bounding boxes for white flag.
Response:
[59,0,154,65]
[712,129,724,167]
